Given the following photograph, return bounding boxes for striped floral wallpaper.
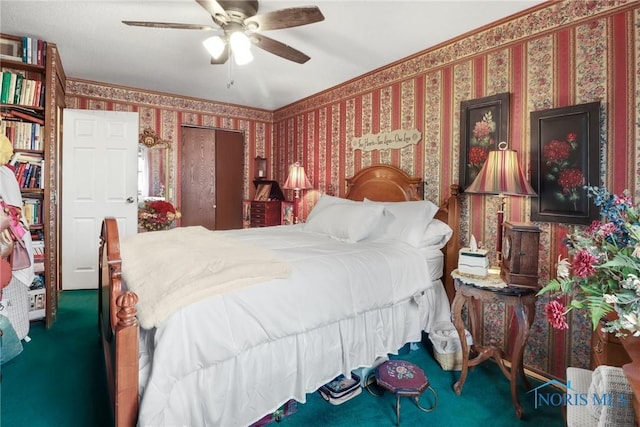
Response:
[271,0,640,377]
[65,0,638,379]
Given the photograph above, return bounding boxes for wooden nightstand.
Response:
[591,319,632,368]
[243,200,295,227]
[450,270,537,419]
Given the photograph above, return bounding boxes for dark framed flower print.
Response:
[459,92,510,190]
[530,101,601,224]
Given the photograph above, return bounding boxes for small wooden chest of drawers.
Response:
[250,201,282,227]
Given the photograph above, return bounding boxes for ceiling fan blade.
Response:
[122,21,218,30]
[245,6,324,31]
[210,44,230,64]
[196,0,230,24]
[251,34,310,64]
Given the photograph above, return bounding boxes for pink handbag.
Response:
[9,236,29,271]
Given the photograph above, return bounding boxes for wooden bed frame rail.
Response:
[99,165,461,427]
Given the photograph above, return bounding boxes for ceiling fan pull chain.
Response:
[227,55,234,89]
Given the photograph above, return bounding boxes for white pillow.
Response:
[304,202,385,242]
[420,219,453,250]
[306,194,357,223]
[364,199,439,247]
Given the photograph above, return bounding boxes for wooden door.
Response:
[180,127,244,230]
[213,130,244,230]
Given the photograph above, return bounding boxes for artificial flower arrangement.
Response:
[138,200,181,232]
[538,186,640,337]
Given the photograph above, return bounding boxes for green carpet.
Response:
[1,290,112,427]
[2,291,564,426]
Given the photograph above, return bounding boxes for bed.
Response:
[99,164,461,427]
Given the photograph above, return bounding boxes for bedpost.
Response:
[99,218,139,427]
[443,184,461,304]
[115,292,139,427]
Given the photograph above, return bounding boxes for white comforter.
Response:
[135,224,450,427]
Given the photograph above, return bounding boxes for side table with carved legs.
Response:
[451,272,537,419]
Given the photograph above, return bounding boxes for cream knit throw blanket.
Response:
[120,226,291,329]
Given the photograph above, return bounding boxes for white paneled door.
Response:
[62,110,139,290]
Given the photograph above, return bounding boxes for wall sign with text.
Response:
[351,129,422,152]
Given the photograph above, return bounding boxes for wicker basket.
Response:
[429,321,472,371]
[434,350,464,371]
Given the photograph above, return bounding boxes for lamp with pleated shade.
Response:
[283,162,312,223]
[465,142,536,265]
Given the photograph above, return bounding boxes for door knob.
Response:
[126,197,135,204]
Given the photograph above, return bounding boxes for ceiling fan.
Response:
[123,0,324,65]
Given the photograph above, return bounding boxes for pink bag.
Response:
[9,236,29,271]
[0,202,30,271]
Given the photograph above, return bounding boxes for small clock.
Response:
[500,221,541,289]
[503,234,512,261]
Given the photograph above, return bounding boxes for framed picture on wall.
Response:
[530,101,601,224]
[459,92,510,190]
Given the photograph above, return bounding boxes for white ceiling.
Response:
[0,0,543,111]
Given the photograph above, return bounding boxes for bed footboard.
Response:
[99,218,139,427]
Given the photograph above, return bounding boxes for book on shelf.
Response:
[0,69,43,107]
[2,120,44,150]
[23,197,43,226]
[12,73,23,104]
[0,71,10,103]
[14,157,44,190]
[6,107,44,124]
[2,72,15,104]
[30,228,44,241]
[9,151,43,165]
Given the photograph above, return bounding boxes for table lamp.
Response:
[464,141,536,266]
[283,161,312,223]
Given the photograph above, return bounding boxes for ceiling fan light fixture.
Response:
[125,1,323,65]
[229,31,251,54]
[202,35,226,59]
[233,48,253,65]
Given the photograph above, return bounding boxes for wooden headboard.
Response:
[345,164,461,302]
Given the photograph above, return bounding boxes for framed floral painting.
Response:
[459,92,510,190]
[530,101,601,224]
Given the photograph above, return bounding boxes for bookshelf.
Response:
[0,33,65,327]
